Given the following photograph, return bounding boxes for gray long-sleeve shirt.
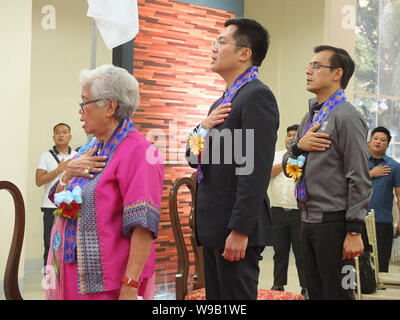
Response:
[283,97,372,233]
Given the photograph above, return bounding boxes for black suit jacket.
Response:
[186,79,279,249]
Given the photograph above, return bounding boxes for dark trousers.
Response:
[375,223,393,272]
[301,214,355,300]
[41,207,55,267]
[271,207,306,288]
[203,245,264,300]
[361,222,393,272]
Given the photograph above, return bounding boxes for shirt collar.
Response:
[368,153,388,163]
[314,102,325,112]
[308,98,326,116]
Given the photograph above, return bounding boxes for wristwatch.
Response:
[293,138,304,156]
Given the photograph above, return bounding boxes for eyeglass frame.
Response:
[306,61,337,71]
[79,98,103,113]
[211,38,247,50]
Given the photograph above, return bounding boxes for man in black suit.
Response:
[186,17,279,300]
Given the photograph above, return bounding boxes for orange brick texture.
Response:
[132,0,234,296]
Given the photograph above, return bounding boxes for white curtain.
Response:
[87,0,139,49]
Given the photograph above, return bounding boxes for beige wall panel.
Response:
[25,0,112,265]
[245,0,325,150]
[324,0,357,100]
[0,0,32,285]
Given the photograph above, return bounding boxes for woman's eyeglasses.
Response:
[79,99,103,113]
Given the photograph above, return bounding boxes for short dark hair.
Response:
[287,124,299,132]
[53,123,71,133]
[314,45,355,89]
[224,18,270,67]
[371,126,391,143]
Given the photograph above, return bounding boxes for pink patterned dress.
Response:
[45,118,164,300]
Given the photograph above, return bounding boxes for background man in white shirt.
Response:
[36,123,77,267]
[268,124,307,297]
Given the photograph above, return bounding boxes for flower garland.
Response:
[286,155,306,184]
[188,130,205,156]
[53,186,82,220]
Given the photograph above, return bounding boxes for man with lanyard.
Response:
[268,124,307,297]
[185,18,279,300]
[283,46,372,299]
[367,126,400,272]
[36,123,77,267]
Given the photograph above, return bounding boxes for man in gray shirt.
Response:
[283,45,372,299]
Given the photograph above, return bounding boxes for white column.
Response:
[324,0,357,101]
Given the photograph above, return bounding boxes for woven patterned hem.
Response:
[122,200,160,238]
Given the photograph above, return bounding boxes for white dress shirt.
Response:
[268,150,298,210]
[37,150,77,208]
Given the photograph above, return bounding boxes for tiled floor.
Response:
[6,246,400,300]
[259,246,302,295]
[22,271,45,300]
[6,247,301,300]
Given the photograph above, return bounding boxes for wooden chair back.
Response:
[168,173,204,300]
[1,181,25,300]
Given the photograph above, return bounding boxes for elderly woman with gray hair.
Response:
[45,64,164,300]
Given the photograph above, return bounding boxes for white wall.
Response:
[0,0,33,288]
[25,0,112,269]
[324,0,357,99]
[245,0,325,150]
